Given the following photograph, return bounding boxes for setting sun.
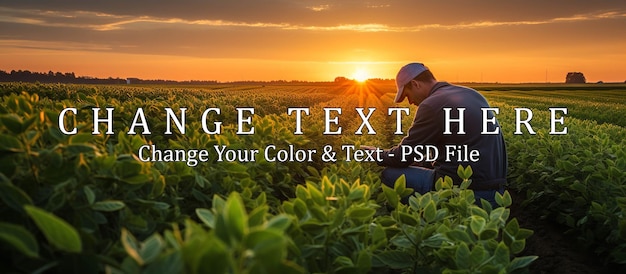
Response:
[353,69,369,82]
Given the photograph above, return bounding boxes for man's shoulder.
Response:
[434,82,482,98]
[423,82,485,108]
[440,82,477,92]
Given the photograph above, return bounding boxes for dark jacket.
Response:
[379,82,507,190]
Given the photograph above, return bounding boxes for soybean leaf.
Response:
[0,179,33,213]
[92,200,126,212]
[507,256,538,272]
[143,249,183,274]
[470,216,486,236]
[374,250,414,269]
[224,192,247,243]
[121,228,142,265]
[83,186,95,205]
[0,114,23,134]
[265,214,291,231]
[382,185,399,208]
[196,208,215,229]
[0,222,39,258]
[24,205,82,253]
[455,242,471,269]
[0,134,23,152]
[140,234,165,264]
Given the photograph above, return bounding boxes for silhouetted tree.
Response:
[565,72,586,83]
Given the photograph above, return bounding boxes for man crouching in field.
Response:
[362,63,507,207]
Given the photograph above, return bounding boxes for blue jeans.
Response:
[381,167,503,207]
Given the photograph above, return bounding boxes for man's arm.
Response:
[371,104,441,167]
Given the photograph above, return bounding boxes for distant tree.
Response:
[565,72,586,83]
[334,76,348,83]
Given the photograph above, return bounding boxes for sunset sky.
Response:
[1,0,625,82]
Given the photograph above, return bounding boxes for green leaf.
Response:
[121,228,142,265]
[393,175,406,195]
[265,214,291,231]
[255,192,267,207]
[307,166,320,177]
[122,174,151,184]
[495,191,513,207]
[224,192,247,243]
[0,179,33,213]
[140,234,165,264]
[0,222,39,258]
[0,114,23,134]
[0,133,23,152]
[502,191,512,207]
[464,165,473,179]
[334,256,354,267]
[445,230,472,243]
[295,184,309,200]
[66,144,97,154]
[516,228,534,240]
[188,236,231,274]
[490,207,509,223]
[460,179,472,190]
[455,242,471,269]
[309,206,327,221]
[196,208,215,229]
[424,201,436,223]
[293,198,307,219]
[143,250,183,274]
[307,183,325,205]
[371,224,387,246]
[83,186,95,205]
[470,216,486,236]
[398,212,418,226]
[507,256,538,272]
[569,182,586,193]
[244,229,286,265]
[457,165,465,180]
[321,176,334,197]
[470,244,487,264]
[435,177,444,191]
[248,205,268,227]
[348,207,376,221]
[299,220,329,233]
[510,239,526,254]
[382,185,399,208]
[356,250,372,272]
[18,97,33,114]
[479,229,498,240]
[24,205,82,253]
[347,186,365,201]
[135,199,170,210]
[151,175,166,197]
[69,133,94,144]
[92,200,126,212]
[493,242,510,266]
[374,250,414,269]
[505,218,520,236]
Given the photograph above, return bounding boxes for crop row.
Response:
[485,98,626,264]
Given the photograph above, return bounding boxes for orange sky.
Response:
[1,1,625,82]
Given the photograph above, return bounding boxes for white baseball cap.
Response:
[394,63,429,103]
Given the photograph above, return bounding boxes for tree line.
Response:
[0,70,219,85]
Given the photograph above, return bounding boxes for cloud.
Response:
[306,4,331,12]
[0,39,113,51]
[2,4,625,33]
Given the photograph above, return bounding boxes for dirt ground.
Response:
[509,190,622,274]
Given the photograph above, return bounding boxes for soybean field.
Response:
[0,81,625,273]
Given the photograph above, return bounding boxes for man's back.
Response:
[418,82,507,190]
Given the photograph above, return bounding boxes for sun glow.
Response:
[352,69,369,82]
